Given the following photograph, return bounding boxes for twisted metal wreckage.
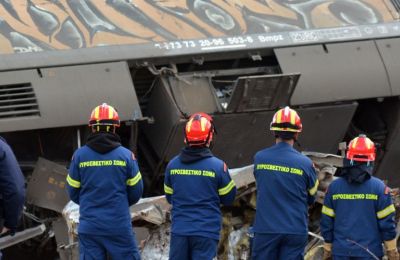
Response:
[0,148,398,259]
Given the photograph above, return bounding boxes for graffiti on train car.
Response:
[0,0,396,54]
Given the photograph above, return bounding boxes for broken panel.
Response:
[376,38,400,96]
[142,75,221,160]
[26,158,69,213]
[275,41,392,105]
[160,103,357,168]
[226,73,300,113]
[0,62,141,132]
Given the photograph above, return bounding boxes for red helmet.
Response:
[89,103,120,127]
[270,106,302,132]
[185,112,214,147]
[346,134,376,162]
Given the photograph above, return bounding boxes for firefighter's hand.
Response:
[323,243,332,260]
[385,239,399,260]
[387,249,399,260]
[1,227,9,235]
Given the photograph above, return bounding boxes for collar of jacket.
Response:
[338,158,373,184]
[179,147,213,163]
[86,132,121,154]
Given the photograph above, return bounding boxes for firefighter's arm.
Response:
[164,165,173,204]
[218,162,236,206]
[377,185,397,244]
[320,187,335,244]
[66,154,81,205]
[0,147,25,233]
[126,154,143,206]
[307,163,319,205]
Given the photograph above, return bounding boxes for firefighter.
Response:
[252,106,319,260]
[321,134,398,260]
[164,112,237,260]
[0,137,25,259]
[66,103,143,260]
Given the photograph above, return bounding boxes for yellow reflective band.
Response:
[66,175,81,188]
[309,180,319,196]
[352,137,359,149]
[377,204,395,219]
[276,110,282,123]
[164,184,173,195]
[108,107,113,120]
[270,127,298,132]
[200,117,207,131]
[218,180,236,196]
[95,107,100,120]
[290,110,296,125]
[126,172,142,186]
[366,139,372,149]
[186,118,193,133]
[322,205,335,217]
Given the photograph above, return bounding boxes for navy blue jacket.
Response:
[67,133,143,236]
[321,174,396,257]
[253,142,318,234]
[164,147,236,240]
[0,137,25,232]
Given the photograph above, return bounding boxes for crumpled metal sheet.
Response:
[130,195,170,225]
[62,196,171,236]
[62,201,80,242]
[302,151,343,167]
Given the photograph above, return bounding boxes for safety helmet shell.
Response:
[270,106,302,132]
[89,103,120,127]
[346,134,376,162]
[185,112,214,147]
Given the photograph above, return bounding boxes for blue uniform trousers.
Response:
[79,233,140,260]
[169,234,218,260]
[252,233,307,260]
[333,256,379,260]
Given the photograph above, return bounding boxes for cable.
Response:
[346,239,380,260]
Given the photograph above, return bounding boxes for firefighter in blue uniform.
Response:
[164,112,237,260]
[66,103,143,260]
[0,137,25,259]
[252,106,319,260]
[321,135,399,260]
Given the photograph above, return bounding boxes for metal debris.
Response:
[26,158,70,213]
[0,224,46,250]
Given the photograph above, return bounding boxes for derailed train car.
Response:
[0,0,398,258]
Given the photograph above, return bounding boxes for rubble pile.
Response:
[59,152,399,259]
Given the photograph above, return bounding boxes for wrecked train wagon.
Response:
[0,0,399,189]
[0,0,399,258]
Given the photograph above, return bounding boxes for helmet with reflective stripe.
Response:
[270,106,302,132]
[89,103,120,127]
[185,112,214,147]
[346,134,376,162]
